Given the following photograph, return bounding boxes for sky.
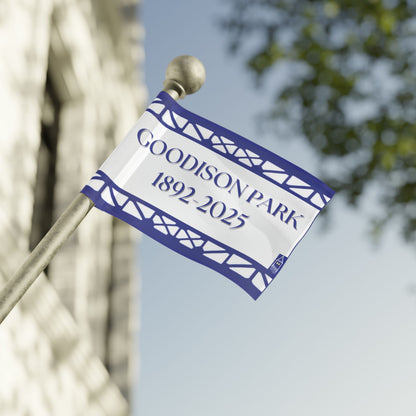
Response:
[133,1,416,415]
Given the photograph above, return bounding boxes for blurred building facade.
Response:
[0,0,146,414]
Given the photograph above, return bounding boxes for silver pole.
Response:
[0,55,206,324]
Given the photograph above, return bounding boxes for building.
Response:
[0,0,146,414]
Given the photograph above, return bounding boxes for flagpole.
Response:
[0,55,206,324]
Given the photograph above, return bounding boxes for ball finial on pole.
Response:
[163,55,206,99]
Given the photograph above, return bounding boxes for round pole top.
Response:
[163,55,206,99]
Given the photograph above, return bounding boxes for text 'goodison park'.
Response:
[137,128,305,230]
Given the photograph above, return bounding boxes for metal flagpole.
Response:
[0,55,206,324]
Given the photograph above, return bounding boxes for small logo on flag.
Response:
[269,254,287,276]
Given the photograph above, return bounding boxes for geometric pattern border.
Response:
[147,92,334,210]
[81,170,278,300]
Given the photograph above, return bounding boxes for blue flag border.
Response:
[82,170,283,300]
[147,92,335,210]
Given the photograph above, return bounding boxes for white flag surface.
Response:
[81,92,334,299]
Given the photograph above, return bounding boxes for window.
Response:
[29,72,61,258]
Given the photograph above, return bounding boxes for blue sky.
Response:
[133,1,416,415]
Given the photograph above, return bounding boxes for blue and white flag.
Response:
[81,92,334,299]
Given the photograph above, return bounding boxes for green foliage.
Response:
[221,0,416,240]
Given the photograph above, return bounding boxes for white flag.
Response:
[82,92,334,299]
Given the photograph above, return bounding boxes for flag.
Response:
[81,92,334,299]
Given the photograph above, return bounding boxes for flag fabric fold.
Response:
[81,92,334,299]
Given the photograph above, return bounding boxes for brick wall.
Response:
[0,0,145,413]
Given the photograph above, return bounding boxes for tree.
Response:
[221,0,416,240]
